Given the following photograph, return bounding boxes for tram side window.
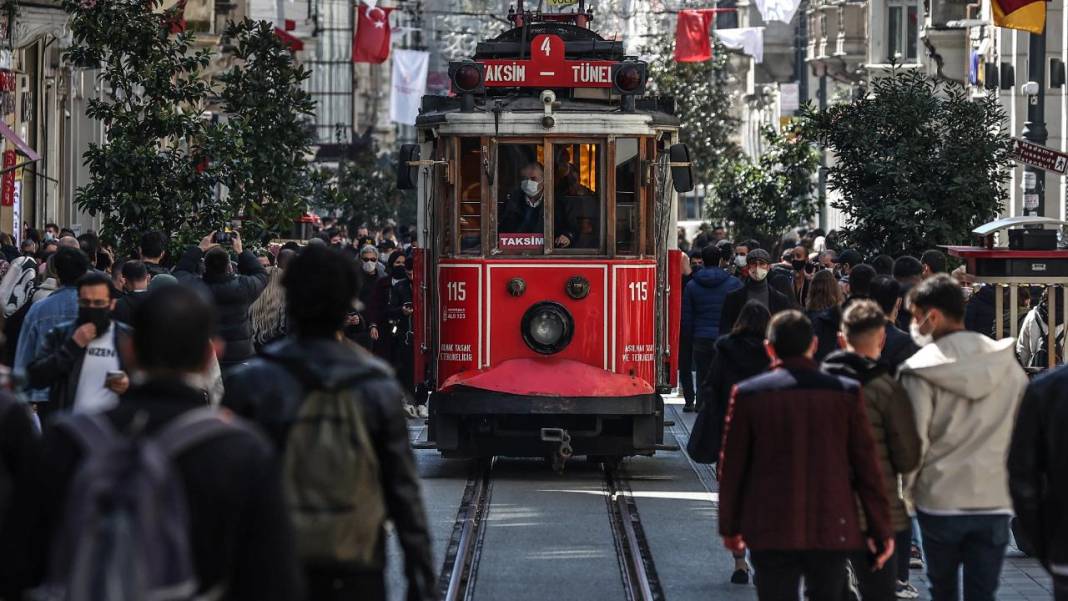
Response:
[615,138,639,255]
[497,143,546,253]
[459,138,482,254]
[553,143,602,251]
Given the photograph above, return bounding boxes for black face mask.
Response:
[792,259,807,271]
[391,266,408,280]
[77,306,111,336]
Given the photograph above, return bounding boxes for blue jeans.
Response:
[917,512,1010,601]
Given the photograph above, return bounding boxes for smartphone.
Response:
[105,370,126,385]
[213,228,232,245]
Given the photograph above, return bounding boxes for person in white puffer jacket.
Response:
[898,274,1028,601]
[0,248,37,317]
[1016,287,1066,369]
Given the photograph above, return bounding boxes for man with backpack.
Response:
[31,285,302,601]
[224,244,436,601]
[0,392,39,600]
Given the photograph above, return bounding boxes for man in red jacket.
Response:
[718,310,895,600]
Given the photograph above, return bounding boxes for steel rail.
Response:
[604,465,663,601]
[440,459,494,601]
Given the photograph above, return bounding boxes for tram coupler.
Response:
[541,428,574,472]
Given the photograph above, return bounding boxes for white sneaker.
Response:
[895,581,920,599]
[404,403,418,418]
[416,404,428,418]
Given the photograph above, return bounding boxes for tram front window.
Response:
[495,141,603,253]
[497,144,546,253]
[553,143,602,251]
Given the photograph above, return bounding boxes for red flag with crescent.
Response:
[353,4,393,63]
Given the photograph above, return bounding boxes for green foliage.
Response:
[65,0,219,253]
[707,122,820,246]
[644,35,742,188]
[311,149,414,230]
[214,19,315,240]
[64,0,318,253]
[799,67,1013,257]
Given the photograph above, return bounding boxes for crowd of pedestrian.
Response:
[680,225,1068,601]
[0,220,432,601]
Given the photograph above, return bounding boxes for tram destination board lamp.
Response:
[449,61,486,112]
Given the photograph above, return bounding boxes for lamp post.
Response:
[1022,30,1047,216]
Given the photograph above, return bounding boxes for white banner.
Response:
[390,49,429,126]
[754,0,802,24]
[714,27,765,64]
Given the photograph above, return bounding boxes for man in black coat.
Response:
[1008,367,1068,601]
[32,286,302,601]
[720,249,795,334]
[223,245,436,601]
[869,275,920,374]
[0,394,39,599]
[173,231,267,369]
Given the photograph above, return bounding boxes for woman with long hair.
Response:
[694,300,772,585]
[807,269,844,360]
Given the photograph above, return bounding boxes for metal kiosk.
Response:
[945,216,1068,371]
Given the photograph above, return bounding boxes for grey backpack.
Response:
[30,407,236,601]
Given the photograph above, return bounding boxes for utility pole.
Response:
[1022,30,1047,216]
[795,0,808,104]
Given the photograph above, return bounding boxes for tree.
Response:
[799,67,1013,257]
[214,19,316,240]
[311,148,414,230]
[644,36,742,189]
[707,122,820,246]
[65,0,219,253]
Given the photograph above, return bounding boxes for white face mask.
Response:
[361,260,377,274]
[910,314,934,346]
[750,267,769,282]
[734,254,747,268]
[521,178,542,198]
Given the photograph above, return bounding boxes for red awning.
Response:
[274,28,304,52]
[0,121,39,162]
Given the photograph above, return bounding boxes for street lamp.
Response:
[1021,30,1046,216]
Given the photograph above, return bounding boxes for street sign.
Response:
[1,149,15,207]
[1011,137,1068,175]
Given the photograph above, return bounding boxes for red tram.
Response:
[399,3,693,464]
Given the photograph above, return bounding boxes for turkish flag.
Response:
[353,4,392,64]
[674,10,715,62]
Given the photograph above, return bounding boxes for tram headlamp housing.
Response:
[449,61,485,94]
[611,61,647,96]
[521,302,574,355]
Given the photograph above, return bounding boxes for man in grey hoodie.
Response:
[898,274,1028,601]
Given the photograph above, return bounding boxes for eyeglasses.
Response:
[78,299,110,308]
[361,257,377,263]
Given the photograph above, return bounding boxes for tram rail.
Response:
[440,459,494,601]
[603,465,664,601]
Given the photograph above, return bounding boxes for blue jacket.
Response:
[14,287,78,402]
[682,267,742,340]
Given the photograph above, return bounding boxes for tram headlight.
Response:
[449,61,485,94]
[521,302,574,355]
[612,62,647,96]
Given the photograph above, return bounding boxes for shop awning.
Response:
[0,121,39,162]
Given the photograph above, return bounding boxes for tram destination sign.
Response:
[480,34,617,88]
[1011,137,1068,175]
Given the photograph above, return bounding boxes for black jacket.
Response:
[692,332,770,462]
[32,380,302,601]
[112,290,149,325]
[719,279,796,335]
[808,306,843,362]
[174,247,267,365]
[222,337,436,600]
[26,320,132,420]
[879,322,919,375]
[0,395,39,599]
[1008,365,1068,573]
[145,261,170,278]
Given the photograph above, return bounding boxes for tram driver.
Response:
[554,154,598,249]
